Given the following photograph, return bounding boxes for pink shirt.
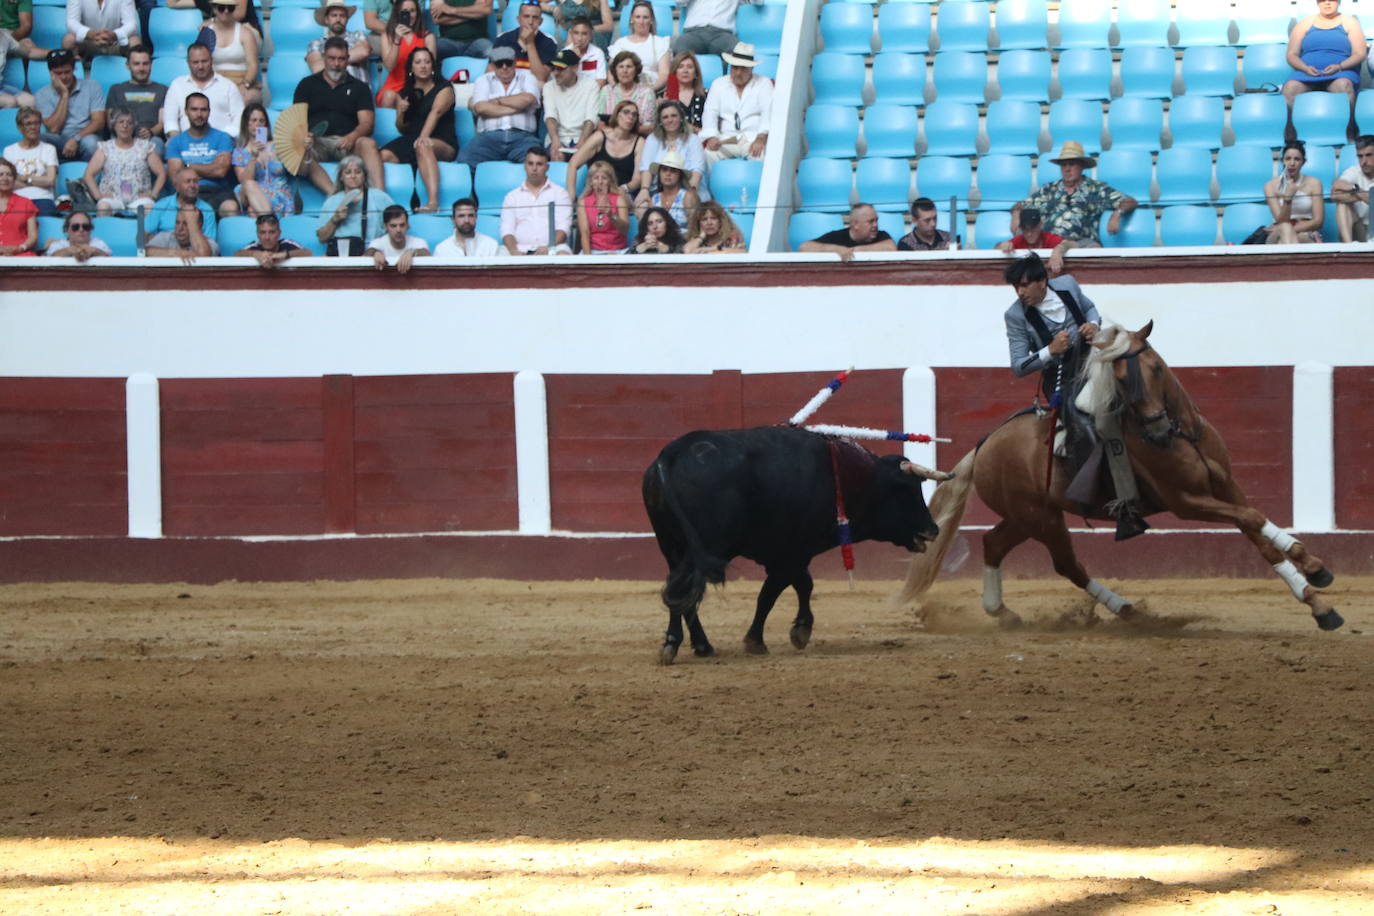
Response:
[500,178,572,250]
[581,191,627,251]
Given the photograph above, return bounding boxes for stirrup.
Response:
[1114,513,1150,542]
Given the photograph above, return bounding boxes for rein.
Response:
[1112,342,1197,446]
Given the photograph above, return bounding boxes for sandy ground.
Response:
[1,572,1372,915]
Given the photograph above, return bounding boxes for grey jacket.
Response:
[1004,275,1101,378]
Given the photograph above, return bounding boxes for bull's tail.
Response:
[891,448,977,607]
[649,460,727,616]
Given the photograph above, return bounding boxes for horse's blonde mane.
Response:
[1073,324,1132,418]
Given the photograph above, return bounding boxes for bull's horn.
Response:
[900,461,956,482]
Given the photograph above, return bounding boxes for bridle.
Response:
[1113,342,1193,446]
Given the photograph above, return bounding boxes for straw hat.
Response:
[722,41,758,68]
[650,149,687,174]
[315,0,358,27]
[1049,140,1096,167]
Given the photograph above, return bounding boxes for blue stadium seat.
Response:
[1,59,23,95]
[931,203,964,245]
[1338,141,1362,177]
[1159,205,1220,245]
[150,57,183,86]
[1292,91,1352,147]
[876,3,932,53]
[407,213,451,251]
[373,109,403,148]
[1119,45,1176,99]
[735,4,787,54]
[0,108,18,148]
[473,160,523,208]
[974,154,1032,210]
[1098,207,1157,246]
[617,2,673,37]
[972,209,1013,248]
[811,52,868,106]
[88,55,128,86]
[984,99,1042,155]
[862,104,919,157]
[1242,44,1292,90]
[93,216,139,256]
[280,214,325,254]
[1095,148,1154,204]
[876,210,906,241]
[1174,0,1234,48]
[755,54,779,80]
[294,175,326,219]
[1236,0,1297,46]
[441,56,487,82]
[1230,92,1288,146]
[147,7,206,58]
[1303,144,1338,185]
[268,7,320,53]
[820,2,875,54]
[20,59,47,93]
[733,211,754,248]
[1054,0,1111,49]
[994,0,1048,50]
[383,162,416,207]
[931,51,987,104]
[855,157,912,212]
[1155,147,1215,203]
[1215,144,1274,203]
[803,104,861,158]
[1168,95,1224,149]
[871,52,927,106]
[934,1,990,51]
[708,160,764,208]
[920,100,980,155]
[1181,46,1239,97]
[36,215,65,250]
[1107,97,1164,151]
[1056,47,1112,101]
[1221,201,1274,243]
[217,215,259,255]
[797,157,855,213]
[267,56,313,108]
[29,5,66,48]
[1355,88,1374,131]
[995,50,1050,103]
[1047,99,1104,153]
[432,162,473,211]
[697,55,724,85]
[914,156,972,206]
[1114,0,1172,49]
[790,211,844,251]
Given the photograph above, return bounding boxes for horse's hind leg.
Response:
[1035,515,1141,621]
[982,521,1030,628]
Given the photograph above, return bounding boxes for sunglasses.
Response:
[69,222,93,230]
[494,59,516,67]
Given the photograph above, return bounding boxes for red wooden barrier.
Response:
[1334,368,1374,529]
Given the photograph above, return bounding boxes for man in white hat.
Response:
[699,40,771,166]
[1011,140,1136,249]
[307,0,371,85]
[672,0,756,57]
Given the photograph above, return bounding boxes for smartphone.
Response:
[396,9,412,25]
[254,126,268,144]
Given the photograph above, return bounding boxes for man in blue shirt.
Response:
[34,49,106,161]
[164,91,239,218]
[146,166,218,237]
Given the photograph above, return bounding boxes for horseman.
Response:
[1002,252,1148,540]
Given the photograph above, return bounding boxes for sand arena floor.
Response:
[1,573,1372,915]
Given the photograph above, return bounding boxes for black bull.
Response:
[641,426,949,665]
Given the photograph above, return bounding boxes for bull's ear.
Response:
[900,460,955,482]
[1139,320,1154,340]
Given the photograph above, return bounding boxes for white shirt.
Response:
[1337,164,1374,223]
[45,236,113,256]
[564,42,606,83]
[1032,289,1071,365]
[607,33,669,82]
[500,178,572,250]
[367,232,430,264]
[543,75,600,147]
[699,72,772,144]
[3,141,58,202]
[470,69,542,134]
[433,232,503,259]
[162,73,246,136]
[66,0,138,44]
[680,0,745,32]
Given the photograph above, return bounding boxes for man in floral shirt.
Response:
[1011,140,1137,247]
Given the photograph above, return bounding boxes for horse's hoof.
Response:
[659,644,679,665]
[1306,567,1335,589]
[789,624,812,650]
[991,608,1023,629]
[743,638,769,655]
[1315,608,1344,631]
[692,643,716,658]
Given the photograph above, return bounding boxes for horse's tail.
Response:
[891,447,978,607]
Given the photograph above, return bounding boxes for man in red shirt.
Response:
[997,207,1076,275]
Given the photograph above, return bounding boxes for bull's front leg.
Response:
[743,571,790,655]
[789,570,815,650]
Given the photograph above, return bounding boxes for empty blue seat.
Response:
[973,209,1013,248]
[432,162,473,211]
[921,100,980,155]
[1174,0,1234,48]
[994,0,1048,50]
[473,160,524,208]
[1098,207,1157,247]
[1236,0,1297,46]
[984,99,1041,155]
[217,216,259,256]
[804,104,861,158]
[1155,147,1215,203]
[1159,205,1220,246]
[268,7,319,52]
[877,3,932,53]
[267,56,313,107]
[0,108,19,148]
[709,160,765,207]
[871,52,927,105]
[855,157,912,212]
[877,210,907,242]
[1292,92,1351,147]
[1242,44,1292,90]
[1221,202,1275,243]
[29,5,66,48]
[1215,144,1275,203]
[280,214,325,254]
[406,214,451,251]
[915,156,972,206]
[383,162,416,207]
[974,153,1033,210]
[863,103,919,157]
[1057,47,1112,101]
[820,2,875,54]
[1048,99,1104,153]
[37,215,65,250]
[146,7,205,57]
[1182,46,1239,97]
[87,55,128,86]
[1095,148,1154,203]
[93,216,139,256]
[1303,144,1338,185]
[811,52,868,106]
[995,50,1050,103]
[1230,93,1288,146]
[1338,141,1362,176]
[1120,46,1176,99]
[441,56,486,82]
[798,157,855,212]
[1107,97,1164,151]
[150,57,182,87]
[1168,95,1224,148]
[1054,0,1111,49]
[931,51,987,104]
[790,211,844,251]
[1115,0,1172,48]
[736,4,787,54]
[697,55,724,85]
[934,2,990,51]
[1355,88,1374,131]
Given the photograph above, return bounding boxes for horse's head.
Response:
[1076,321,1176,447]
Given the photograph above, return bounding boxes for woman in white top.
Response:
[1264,140,1325,244]
[202,0,261,104]
[607,0,670,90]
[2,107,58,216]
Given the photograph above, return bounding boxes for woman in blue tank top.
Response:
[1282,0,1367,141]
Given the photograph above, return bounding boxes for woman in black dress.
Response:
[380,47,458,212]
[565,100,644,196]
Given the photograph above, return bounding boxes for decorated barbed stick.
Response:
[804,424,953,444]
[788,368,852,426]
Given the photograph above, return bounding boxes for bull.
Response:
[642,425,950,664]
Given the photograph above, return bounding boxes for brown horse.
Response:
[895,322,1342,630]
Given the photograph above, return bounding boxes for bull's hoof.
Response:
[1315,608,1344,631]
[1306,567,1335,589]
[692,642,716,658]
[659,644,679,665]
[743,637,769,655]
[789,624,812,650]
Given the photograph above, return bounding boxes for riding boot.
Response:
[1095,413,1149,541]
